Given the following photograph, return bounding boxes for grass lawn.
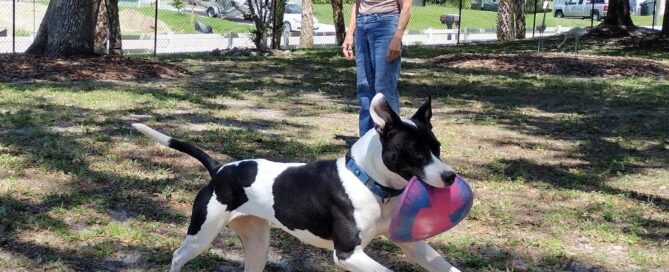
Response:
[0,40,668,271]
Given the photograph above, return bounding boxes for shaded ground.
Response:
[433,52,669,78]
[0,43,668,271]
[0,55,188,82]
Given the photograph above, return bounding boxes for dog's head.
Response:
[370,94,456,188]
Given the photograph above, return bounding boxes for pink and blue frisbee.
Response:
[388,175,474,243]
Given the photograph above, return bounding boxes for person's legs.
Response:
[370,13,401,115]
[355,16,377,136]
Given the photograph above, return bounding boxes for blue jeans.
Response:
[355,12,401,136]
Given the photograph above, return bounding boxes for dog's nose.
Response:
[441,171,456,186]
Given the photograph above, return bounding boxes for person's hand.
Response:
[386,33,403,62]
[342,34,355,60]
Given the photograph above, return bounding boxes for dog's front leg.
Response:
[395,240,460,272]
[334,246,392,272]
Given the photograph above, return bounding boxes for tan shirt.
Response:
[358,0,399,14]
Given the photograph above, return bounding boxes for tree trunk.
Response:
[330,0,346,45]
[603,0,634,27]
[94,0,123,55]
[271,0,286,49]
[26,0,100,56]
[95,0,110,55]
[663,0,669,36]
[497,0,515,41]
[252,18,271,51]
[514,0,526,39]
[107,0,123,55]
[247,0,271,51]
[300,0,314,48]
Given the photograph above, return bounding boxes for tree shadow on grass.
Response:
[465,98,669,212]
[0,87,349,270]
[390,59,669,246]
[433,241,609,271]
[480,157,669,246]
[0,195,160,271]
[2,47,668,270]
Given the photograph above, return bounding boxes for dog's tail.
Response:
[132,123,221,178]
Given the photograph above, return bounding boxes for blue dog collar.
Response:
[346,158,404,202]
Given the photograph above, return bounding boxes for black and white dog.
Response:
[133,94,461,272]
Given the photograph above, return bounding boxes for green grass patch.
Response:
[1,42,667,271]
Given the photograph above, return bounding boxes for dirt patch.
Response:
[119,9,172,34]
[0,54,188,81]
[433,52,669,78]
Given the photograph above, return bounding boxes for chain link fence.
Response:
[0,0,665,54]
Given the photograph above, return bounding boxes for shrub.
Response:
[171,0,186,12]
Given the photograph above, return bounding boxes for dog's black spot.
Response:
[186,160,258,235]
[380,120,441,180]
[187,185,214,235]
[273,160,360,255]
[371,97,444,182]
[212,160,259,211]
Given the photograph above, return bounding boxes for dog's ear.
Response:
[411,94,432,128]
[370,93,400,134]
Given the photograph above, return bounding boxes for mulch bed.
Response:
[433,52,669,78]
[0,54,189,82]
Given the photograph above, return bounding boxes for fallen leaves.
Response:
[0,54,189,82]
[433,52,669,78]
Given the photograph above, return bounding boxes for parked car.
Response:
[201,0,319,32]
[202,0,252,20]
[471,0,499,11]
[282,2,320,33]
[554,0,608,20]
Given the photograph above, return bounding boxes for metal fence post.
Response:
[463,27,468,43]
[12,0,16,53]
[154,0,159,56]
[33,0,36,35]
[283,28,290,48]
[533,0,538,37]
[228,33,234,49]
[590,0,595,27]
[652,0,657,29]
[456,0,463,44]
